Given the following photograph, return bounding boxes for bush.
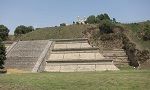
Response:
[0,38,6,69]
[14,25,34,36]
[0,25,9,41]
[143,31,150,41]
[143,24,150,41]
[136,50,149,64]
[99,20,115,34]
[60,23,66,26]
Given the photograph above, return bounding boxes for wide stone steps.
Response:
[45,38,119,72]
[6,40,51,72]
[102,49,128,65]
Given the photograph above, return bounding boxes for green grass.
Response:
[123,21,150,50]
[0,70,150,90]
[19,24,93,40]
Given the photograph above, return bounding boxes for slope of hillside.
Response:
[20,24,93,40]
[15,21,150,51]
[123,21,150,50]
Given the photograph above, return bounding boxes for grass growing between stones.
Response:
[0,70,150,90]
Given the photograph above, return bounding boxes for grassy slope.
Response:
[123,21,150,50]
[0,70,150,90]
[20,24,93,40]
[19,22,150,50]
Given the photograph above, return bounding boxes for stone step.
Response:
[53,47,99,51]
[53,42,92,49]
[46,59,113,63]
[103,51,125,53]
[49,52,105,61]
[52,50,99,54]
[103,53,127,57]
[45,63,119,72]
[5,40,52,72]
[50,38,88,42]
[103,49,124,51]
[55,41,88,44]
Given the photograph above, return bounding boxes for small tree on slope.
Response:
[0,38,6,69]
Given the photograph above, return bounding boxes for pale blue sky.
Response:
[0,0,150,34]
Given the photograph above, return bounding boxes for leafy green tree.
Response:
[86,15,96,24]
[96,13,111,23]
[103,13,110,20]
[14,25,34,36]
[0,38,6,69]
[0,25,9,41]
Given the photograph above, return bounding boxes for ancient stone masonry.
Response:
[102,49,129,65]
[5,38,121,73]
[5,40,52,72]
[45,38,119,72]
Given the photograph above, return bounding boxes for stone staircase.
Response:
[5,40,52,72]
[45,38,119,72]
[102,49,128,65]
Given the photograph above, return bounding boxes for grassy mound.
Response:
[20,24,93,40]
[123,21,150,50]
[12,21,150,51]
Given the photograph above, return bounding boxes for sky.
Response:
[0,0,150,34]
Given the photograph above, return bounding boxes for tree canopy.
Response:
[60,23,66,26]
[86,15,96,24]
[86,13,113,24]
[99,20,115,34]
[0,25,9,41]
[14,25,34,36]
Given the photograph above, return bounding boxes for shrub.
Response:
[99,20,115,34]
[0,25,9,41]
[136,50,149,64]
[14,25,34,36]
[60,23,66,26]
[143,31,150,41]
[0,38,6,69]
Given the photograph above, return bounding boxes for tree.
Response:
[14,25,34,36]
[60,23,66,26]
[99,20,115,34]
[96,13,111,23]
[0,38,6,69]
[86,15,96,24]
[0,25,9,41]
[103,13,110,20]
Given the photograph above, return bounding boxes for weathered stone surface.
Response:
[6,40,52,72]
[45,39,119,72]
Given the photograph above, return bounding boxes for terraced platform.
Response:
[45,38,119,72]
[5,38,125,73]
[5,40,52,72]
[102,49,128,65]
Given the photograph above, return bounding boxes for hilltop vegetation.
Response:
[19,24,93,40]
[123,21,150,50]
[12,20,150,51]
